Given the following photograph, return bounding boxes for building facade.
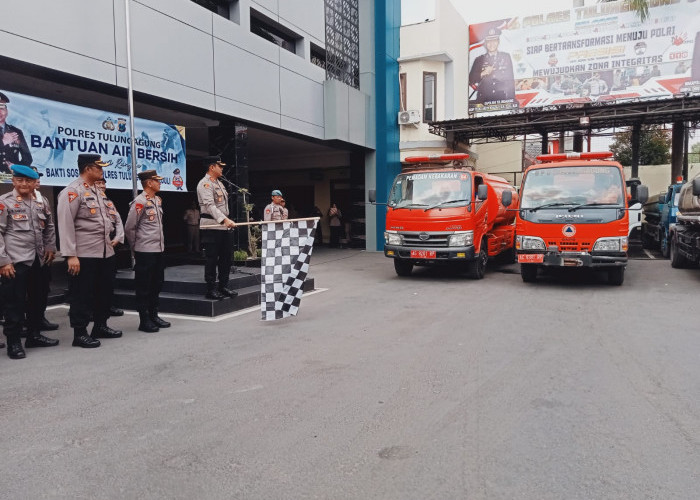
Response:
[0,0,400,251]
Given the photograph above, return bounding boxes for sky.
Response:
[401,0,595,26]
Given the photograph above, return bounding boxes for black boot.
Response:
[40,317,60,331]
[6,336,25,359]
[138,312,159,333]
[205,288,224,300]
[72,328,100,348]
[109,306,124,317]
[91,323,123,339]
[150,310,171,328]
[218,287,238,298]
[25,329,59,348]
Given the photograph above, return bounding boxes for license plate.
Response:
[518,253,544,263]
[411,250,436,259]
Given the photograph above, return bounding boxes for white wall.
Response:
[0,0,370,148]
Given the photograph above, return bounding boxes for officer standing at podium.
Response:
[196,156,237,300]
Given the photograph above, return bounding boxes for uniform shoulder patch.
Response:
[135,203,144,213]
[0,202,4,214]
[68,192,78,203]
[265,208,271,213]
[203,183,210,188]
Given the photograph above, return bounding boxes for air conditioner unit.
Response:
[398,110,421,125]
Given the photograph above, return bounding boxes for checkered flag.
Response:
[260,219,317,320]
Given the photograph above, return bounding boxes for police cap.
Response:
[78,154,111,169]
[204,155,226,167]
[0,91,8,104]
[484,28,501,40]
[271,189,283,197]
[137,169,164,181]
[11,164,39,179]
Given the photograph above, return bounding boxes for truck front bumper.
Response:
[384,245,476,262]
[519,251,627,268]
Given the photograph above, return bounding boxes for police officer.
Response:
[0,165,59,359]
[263,189,286,221]
[30,166,60,332]
[124,169,171,332]
[57,153,122,348]
[95,176,125,318]
[0,92,33,173]
[196,156,237,300]
[468,28,515,105]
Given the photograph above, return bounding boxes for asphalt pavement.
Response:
[1,247,699,499]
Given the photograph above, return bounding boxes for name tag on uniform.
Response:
[12,213,28,221]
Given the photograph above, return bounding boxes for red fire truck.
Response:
[370,154,518,278]
[515,152,648,285]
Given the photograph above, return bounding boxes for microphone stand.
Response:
[218,175,255,276]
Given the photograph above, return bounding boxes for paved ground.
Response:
[1,248,699,499]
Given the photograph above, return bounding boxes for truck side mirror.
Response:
[501,190,512,207]
[636,185,649,205]
[477,184,488,200]
[693,178,700,197]
[368,189,376,203]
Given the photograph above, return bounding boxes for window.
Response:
[325,0,360,89]
[250,9,299,54]
[399,73,407,111]
[191,0,232,18]
[423,72,436,122]
[311,43,327,70]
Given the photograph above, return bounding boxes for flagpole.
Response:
[124,0,138,200]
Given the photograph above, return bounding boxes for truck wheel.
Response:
[520,264,538,282]
[660,230,670,259]
[468,242,488,279]
[608,267,625,286]
[394,259,413,276]
[670,237,688,269]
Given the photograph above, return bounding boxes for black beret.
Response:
[0,91,9,104]
[137,169,164,181]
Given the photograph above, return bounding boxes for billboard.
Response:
[468,0,700,115]
[0,90,187,191]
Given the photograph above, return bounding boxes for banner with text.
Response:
[468,0,700,115]
[0,90,187,191]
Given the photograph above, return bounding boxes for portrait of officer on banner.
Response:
[468,27,517,110]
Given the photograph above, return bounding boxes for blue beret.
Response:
[11,164,39,179]
[271,189,283,196]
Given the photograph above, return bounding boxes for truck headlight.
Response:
[593,237,628,252]
[447,231,473,247]
[517,235,546,250]
[384,231,403,246]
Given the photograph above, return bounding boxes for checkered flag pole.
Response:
[260,219,318,320]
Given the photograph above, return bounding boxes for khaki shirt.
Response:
[0,188,56,267]
[103,193,124,244]
[124,192,165,252]
[57,177,115,258]
[263,202,285,221]
[197,174,229,230]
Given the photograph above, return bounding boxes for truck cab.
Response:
[642,181,683,257]
[515,152,648,285]
[373,154,517,279]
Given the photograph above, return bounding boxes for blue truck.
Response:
[641,182,683,258]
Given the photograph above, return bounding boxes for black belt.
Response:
[200,214,214,219]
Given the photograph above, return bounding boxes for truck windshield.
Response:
[388,171,471,208]
[520,165,624,210]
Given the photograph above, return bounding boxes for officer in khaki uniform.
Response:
[57,153,123,348]
[0,165,59,359]
[124,169,171,333]
[263,189,286,221]
[196,156,237,300]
